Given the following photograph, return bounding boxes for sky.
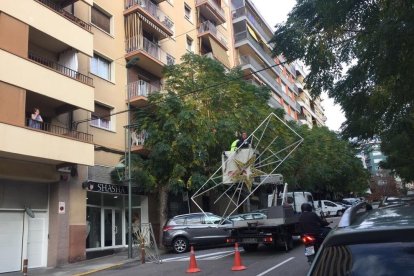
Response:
[250,0,346,132]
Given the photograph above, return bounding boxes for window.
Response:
[91,103,112,130]
[91,5,112,34]
[184,3,192,21]
[91,54,111,80]
[186,35,193,52]
[185,215,202,225]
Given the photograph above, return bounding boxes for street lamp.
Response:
[124,56,140,259]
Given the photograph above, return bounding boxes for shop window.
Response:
[91,5,112,34]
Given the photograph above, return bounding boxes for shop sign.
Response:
[85,181,128,194]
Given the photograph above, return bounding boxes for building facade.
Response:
[0,0,325,273]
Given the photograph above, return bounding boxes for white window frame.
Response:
[91,53,113,81]
[186,35,193,52]
[90,102,115,132]
[184,3,192,22]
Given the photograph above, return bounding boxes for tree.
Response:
[270,0,414,181]
[280,125,369,199]
[131,53,273,238]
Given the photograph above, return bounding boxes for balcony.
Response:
[239,55,299,112]
[0,49,94,112]
[2,0,93,56]
[29,52,93,86]
[0,121,94,166]
[198,21,228,50]
[127,80,160,107]
[34,0,92,33]
[232,7,272,43]
[195,0,226,25]
[124,0,174,39]
[125,36,175,77]
[131,129,149,155]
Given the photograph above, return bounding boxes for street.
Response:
[94,217,340,276]
[95,243,309,276]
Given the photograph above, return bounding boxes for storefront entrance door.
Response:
[103,209,123,247]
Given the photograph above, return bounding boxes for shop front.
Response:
[84,181,148,254]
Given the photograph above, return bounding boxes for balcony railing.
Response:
[125,36,175,65]
[125,0,174,32]
[199,21,227,47]
[128,80,160,99]
[28,52,93,86]
[26,118,93,143]
[131,129,148,147]
[195,0,225,21]
[239,55,297,109]
[232,7,272,43]
[34,0,92,32]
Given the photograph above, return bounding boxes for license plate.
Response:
[305,246,315,256]
[242,238,257,244]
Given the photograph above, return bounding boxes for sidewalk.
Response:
[6,249,164,276]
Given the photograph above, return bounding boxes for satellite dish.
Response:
[25,207,35,218]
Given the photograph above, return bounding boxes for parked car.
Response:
[317,200,346,217]
[341,197,361,206]
[228,211,267,221]
[307,202,414,275]
[162,212,232,253]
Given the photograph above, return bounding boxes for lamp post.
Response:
[125,57,140,259]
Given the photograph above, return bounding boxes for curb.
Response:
[72,261,128,276]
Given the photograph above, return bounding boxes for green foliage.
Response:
[280,126,369,197]
[271,0,414,181]
[131,53,273,194]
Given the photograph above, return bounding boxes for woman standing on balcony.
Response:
[29,108,43,129]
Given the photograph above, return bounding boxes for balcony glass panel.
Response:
[125,0,174,32]
[128,80,160,99]
[232,7,272,42]
[125,36,175,65]
[199,21,227,47]
[195,0,225,21]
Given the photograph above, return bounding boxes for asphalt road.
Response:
[95,217,340,276]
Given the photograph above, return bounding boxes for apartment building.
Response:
[231,0,300,121]
[0,0,326,273]
[294,61,327,128]
[0,0,235,273]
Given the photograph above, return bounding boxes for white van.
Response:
[318,200,346,217]
[268,191,321,214]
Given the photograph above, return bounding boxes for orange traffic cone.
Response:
[231,243,246,271]
[186,246,201,273]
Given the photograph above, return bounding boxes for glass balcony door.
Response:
[103,208,123,247]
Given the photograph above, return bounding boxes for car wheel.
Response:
[172,237,189,254]
[242,244,259,252]
[337,210,344,216]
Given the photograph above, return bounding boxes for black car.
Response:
[162,212,232,253]
[307,201,414,275]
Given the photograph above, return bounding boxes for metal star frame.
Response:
[191,113,304,222]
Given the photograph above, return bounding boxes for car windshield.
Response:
[311,242,414,276]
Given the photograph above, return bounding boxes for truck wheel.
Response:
[284,236,294,251]
[242,244,258,252]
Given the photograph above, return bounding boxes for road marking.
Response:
[256,257,295,276]
[162,249,239,262]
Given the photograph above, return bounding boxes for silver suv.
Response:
[162,212,232,253]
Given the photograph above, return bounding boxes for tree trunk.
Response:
[159,185,169,243]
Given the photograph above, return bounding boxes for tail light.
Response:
[301,235,316,244]
[163,225,174,232]
[226,238,236,243]
[263,236,273,243]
